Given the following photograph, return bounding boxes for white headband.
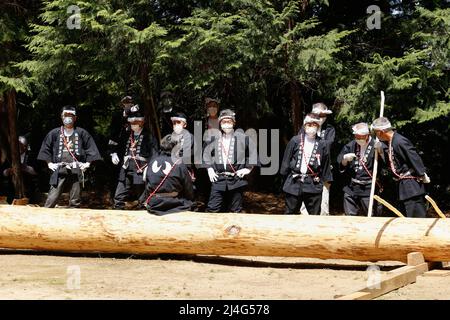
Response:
[170,117,187,123]
[303,115,321,125]
[352,124,370,135]
[128,117,144,122]
[312,108,332,115]
[62,110,76,115]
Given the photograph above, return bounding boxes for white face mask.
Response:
[356,138,368,146]
[131,124,142,132]
[63,117,73,126]
[305,127,318,137]
[221,123,234,134]
[173,124,184,135]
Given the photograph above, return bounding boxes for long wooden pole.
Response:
[368,91,385,217]
[2,206,450,262]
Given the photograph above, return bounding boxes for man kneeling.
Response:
[144,135,194,215]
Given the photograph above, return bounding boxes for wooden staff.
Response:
[368,91,385,217]
[374,195,405,218]
[425,195,446,219]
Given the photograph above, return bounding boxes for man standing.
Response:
[170,112,194,169]
[144,134,194,215]
[1,136,39,203]
[300,102,335,216]
[37,106,101,208]
[111,107,158,209]
[281,113,333,215]
[371,117,430,218]
[204,109,258,213]
[108,96,134,150]
[337,122,381,216]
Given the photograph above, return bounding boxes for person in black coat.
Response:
[37,106,102,208]
[280,113,333,215]
[144,134,194,215]
[111,108,159,209]
[203,109,258,213]
[337,122,382,216]
[371,117,430,218]
[1,136,39,203]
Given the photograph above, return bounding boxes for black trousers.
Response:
[343,193,384,216]
[401,195,427,218]
[114,172,145,209]
[45,173,80,208]
[206,187,244,213]
[285,192,321,215]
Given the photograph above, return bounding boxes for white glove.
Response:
[48,162,59,172]
[236,168,251,178]
[79,162,90,172]
[343,153,357,162]
[374,139,383,151]
[207,167,219,183]
[421,173,431,184]
[111,153,120,165]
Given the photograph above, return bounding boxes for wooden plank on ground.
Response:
[423,270,450,277]
[336,266,417,300]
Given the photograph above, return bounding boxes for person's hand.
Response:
[23,165,37,175]
[236,168,251,178]
[79,162,90,172]
[343,153,356,162]
[207,168,219,183]
[374,139,383,152]
[48,162,59,172]
[342,153,356,166]
[421,173,431,184]
[111,153,120,165]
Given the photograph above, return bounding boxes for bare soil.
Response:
[1,252,449,300]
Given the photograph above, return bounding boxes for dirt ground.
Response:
[1,191,449,300]
[1,251,449,300]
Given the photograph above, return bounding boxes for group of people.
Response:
[1,96,431,218]
[280,105,430,218]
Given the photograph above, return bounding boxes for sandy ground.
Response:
[2,251,447,300]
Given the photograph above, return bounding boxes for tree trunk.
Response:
[139,63,161,141]
[290,81,302,134]
[6,90,25,199]
[0,94,9,164]
[1,206,450,262]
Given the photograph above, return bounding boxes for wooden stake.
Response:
[368,91,385,217]
[425,195,446,219]
[374,195,405,218]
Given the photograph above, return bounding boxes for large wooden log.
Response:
[1,205,450,262]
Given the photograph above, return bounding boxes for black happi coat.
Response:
[337,138,376,197]
[171,131,195,170]
[280,133,333,196]
[108,109,130,149]
[145,153,194,215]
[203,130,258,191]
[112,128,159,185]
[380,132,427,201]
[299,122,335,149]
[37,126,102,186]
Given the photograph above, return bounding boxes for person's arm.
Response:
[280,138,295,176]
[397,136,426,176]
